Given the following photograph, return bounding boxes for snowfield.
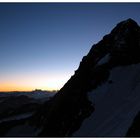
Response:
[74,63,140,137]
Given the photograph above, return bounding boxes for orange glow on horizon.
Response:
[0,82,60,92]
[0,75,70,92]
[0,85,59,92]
[0,83,36,92]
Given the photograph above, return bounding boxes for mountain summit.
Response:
[37,19,140,137]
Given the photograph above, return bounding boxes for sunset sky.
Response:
[1,3,140,91]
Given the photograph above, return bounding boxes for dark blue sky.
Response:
[1,3,140,91]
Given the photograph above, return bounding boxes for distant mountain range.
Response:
[0,89,57,99]
[0,90,56,136]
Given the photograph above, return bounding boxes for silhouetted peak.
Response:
[125,18,137,22]
[37,19,140,137]
[121,18,137,25]
[111,18,139,36]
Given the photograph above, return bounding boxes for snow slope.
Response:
[74,63,140,137]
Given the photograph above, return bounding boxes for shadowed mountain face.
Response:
[126,111,140,137]
[37,18,140,137]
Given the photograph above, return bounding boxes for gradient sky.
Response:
[1,3,140,91]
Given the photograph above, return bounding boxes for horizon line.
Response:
[0,89,59,93]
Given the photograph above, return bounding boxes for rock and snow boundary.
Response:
[74,63,140,137]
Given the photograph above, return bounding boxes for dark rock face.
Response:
[37,18,140,137]
[126,112,140,137]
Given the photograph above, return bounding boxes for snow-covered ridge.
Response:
[74,63,140,137]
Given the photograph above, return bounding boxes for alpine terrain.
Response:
[2,18,140,137]
[37,18,140,137]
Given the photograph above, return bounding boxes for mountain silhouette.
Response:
[36,18,140,137]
